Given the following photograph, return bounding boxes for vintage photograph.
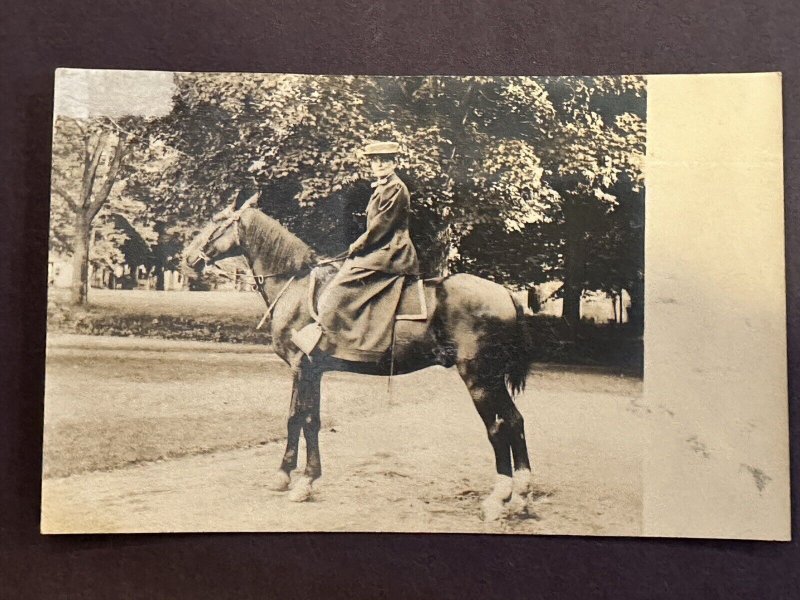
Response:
[42,70,785,537]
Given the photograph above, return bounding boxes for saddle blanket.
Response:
[291,270,439,360]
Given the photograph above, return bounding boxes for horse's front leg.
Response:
[287,360,323,502]
[266,366,304,492]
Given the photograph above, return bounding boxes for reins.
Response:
[249,254,345,331]
[250,254,346,330]
[255,275,296,330]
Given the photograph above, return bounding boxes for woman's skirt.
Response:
[317,263,405,362]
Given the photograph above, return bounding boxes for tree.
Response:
[50,116,132,304]
[583,173,645,331]
[537,77,645,327]
[454,76,646,328]
[90,212,154,288]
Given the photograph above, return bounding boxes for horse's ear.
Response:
[239,192,259,211]
[222,189,243,214]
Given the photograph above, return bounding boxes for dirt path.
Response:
[42,357,644,535]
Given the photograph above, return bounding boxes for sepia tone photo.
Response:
[42,70,788,538]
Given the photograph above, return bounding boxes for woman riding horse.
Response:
[183,142,534,520]
[316,141,419,361]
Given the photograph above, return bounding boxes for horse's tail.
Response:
[505,291,533,397]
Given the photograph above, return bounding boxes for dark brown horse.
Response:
[184,195,535,520]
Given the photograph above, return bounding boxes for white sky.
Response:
[53,68,176,118]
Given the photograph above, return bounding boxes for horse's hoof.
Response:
[266,470,291,492]
[513,468,532,496]
[480,497,507,521]
[480,474,513,521]
[506,492,527,516]
[288,476,313,502]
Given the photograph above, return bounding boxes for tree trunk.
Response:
[561,278,582,329]
[428,219,453,277]
[69,215,91,305]
[627,278,644,335]
[561,201,585,331]
[527,287,541,313]
[155,266,165,291]
[612,293,618,323]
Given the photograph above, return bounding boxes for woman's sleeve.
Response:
[348,183,409,256]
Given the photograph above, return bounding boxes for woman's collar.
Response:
[371,171,397,188]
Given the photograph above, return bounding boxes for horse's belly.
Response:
[391,319,452,373]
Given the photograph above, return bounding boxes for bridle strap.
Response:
[255,275,296,330]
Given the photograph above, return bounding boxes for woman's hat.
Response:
[363,141,401,155]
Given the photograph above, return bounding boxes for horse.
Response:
[183,194,535,520]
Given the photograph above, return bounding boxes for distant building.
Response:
[48,253,73,288]
[514,281,632,324]
[48,252,187,291]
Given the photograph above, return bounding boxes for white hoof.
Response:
[266,470,291,492]
[506,469,533,515]
[492,474,513,501]
[513,468,532,496]
[287,476,313,502]
[480,474,513,521]
[481,497,507,521]
[506,492,527,515]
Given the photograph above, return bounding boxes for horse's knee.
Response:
[304,413,320,432]
[470,392,508,442]
[487,416,505,442]
[286,412,303,432]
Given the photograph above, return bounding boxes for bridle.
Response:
[189,207,244,271]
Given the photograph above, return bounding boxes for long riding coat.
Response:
[318,173,419,361]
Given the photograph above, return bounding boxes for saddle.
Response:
[291,269,440,358]
[395,276,435,321]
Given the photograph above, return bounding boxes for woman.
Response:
[316,141,419,362]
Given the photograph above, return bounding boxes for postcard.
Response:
[42,69,788,539]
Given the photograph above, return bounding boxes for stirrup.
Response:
[291,322,323,356]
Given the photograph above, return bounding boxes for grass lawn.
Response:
[48,287,273,344]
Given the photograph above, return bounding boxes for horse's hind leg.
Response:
[458,364,515,521]
[495,393,532,514]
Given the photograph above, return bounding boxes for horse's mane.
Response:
[240,209,317,274]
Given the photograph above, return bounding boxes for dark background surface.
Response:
[1,1,797,598]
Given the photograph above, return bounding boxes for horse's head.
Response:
[183,193,259,274]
